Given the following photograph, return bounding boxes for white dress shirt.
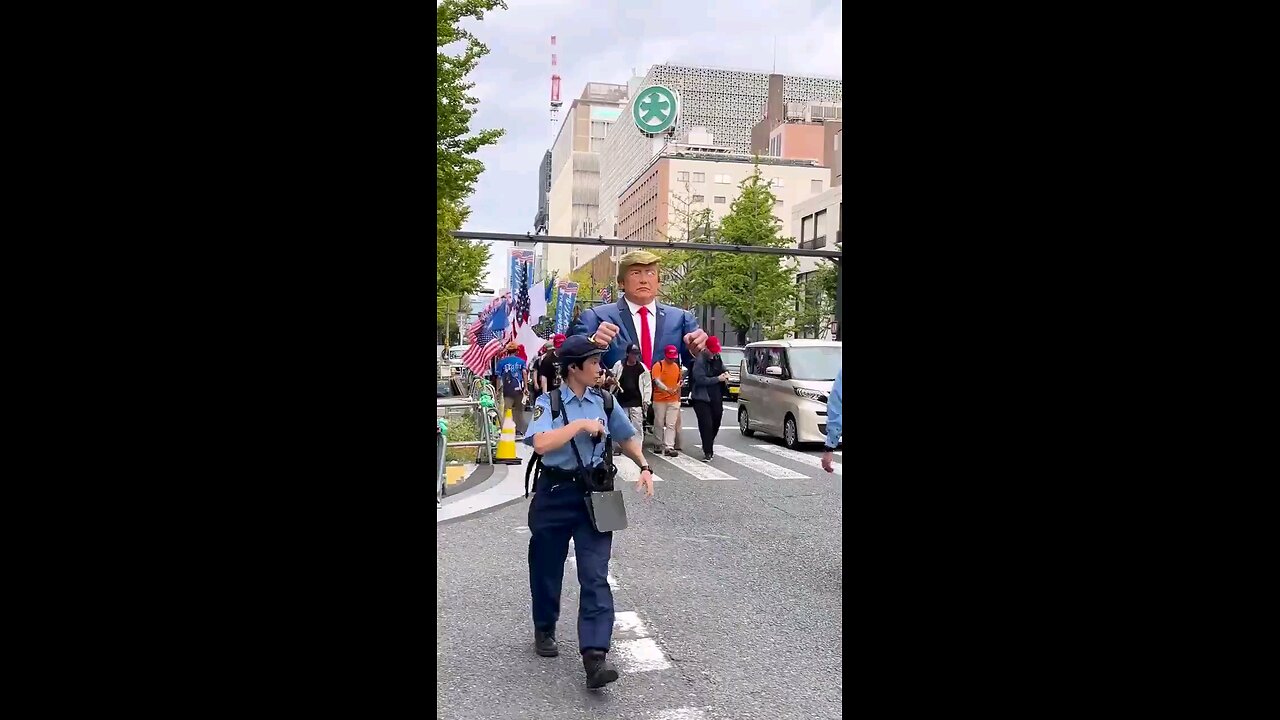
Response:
[624,297,659,360]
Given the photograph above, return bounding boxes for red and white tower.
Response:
[550,35,562,135]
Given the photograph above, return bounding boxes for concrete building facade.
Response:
[751,73,842,188]
[790,185,842,339]
[617,151,831,246]
[597,65,842,248]
[543,82,629,277]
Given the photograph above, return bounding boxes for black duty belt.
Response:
[540,466,581,488]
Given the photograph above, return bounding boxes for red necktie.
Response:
[639,306,652,368]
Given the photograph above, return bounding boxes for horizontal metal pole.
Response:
[451,231,842,259]
[446,441,489,448]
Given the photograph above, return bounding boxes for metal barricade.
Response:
[437,399,496,501]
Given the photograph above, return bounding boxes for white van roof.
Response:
[744,339,841,348]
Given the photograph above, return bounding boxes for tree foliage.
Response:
[437,0,506,300]
[696,166,798,344]
[654,185,715,311]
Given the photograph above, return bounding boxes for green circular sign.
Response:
[633,85,679,135]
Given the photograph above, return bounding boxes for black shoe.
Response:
[701,454,712,463]
[664,449,678,457]
[582,650,619,688]
[534,630,559,657]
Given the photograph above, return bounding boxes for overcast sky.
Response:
[454,0,843,289]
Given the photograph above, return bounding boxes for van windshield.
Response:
[787,346,841,381]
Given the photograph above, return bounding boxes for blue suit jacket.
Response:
[570,298,701,368]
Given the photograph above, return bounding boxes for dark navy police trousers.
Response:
[528,479,615,653]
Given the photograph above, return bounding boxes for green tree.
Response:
[793,261,837,338]
[654,184,715,310]
[437,0,506,301]
[698,166,798,344]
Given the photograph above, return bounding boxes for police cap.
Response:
[558,335,607,363]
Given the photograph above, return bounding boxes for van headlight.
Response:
[794,388,828,403]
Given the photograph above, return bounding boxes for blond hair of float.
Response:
[616,250,662,284]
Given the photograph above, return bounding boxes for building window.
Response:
[715,174,731,184]
[770,178,784,188]
[802,215,813,244]
[590,120,609,152]
[692,172,705,182]
[812,209,827,248]
[834,132,840,151]
[811,179,823,193]
[774,199,783,207]
[693,194,704,203]
[714,196,726,204]
[677,171,689,182]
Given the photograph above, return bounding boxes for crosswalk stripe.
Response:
[711,445,807,479]
[655,451,736,480]
[751,444,842,474]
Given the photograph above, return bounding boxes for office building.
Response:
[542,82,629,277]
[597,65,842,245]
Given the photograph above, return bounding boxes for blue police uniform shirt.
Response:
[522,384,637,470]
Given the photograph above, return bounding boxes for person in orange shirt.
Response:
[650,345,685,456]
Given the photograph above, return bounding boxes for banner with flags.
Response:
[508,248,534,298]
[554,281,579,335]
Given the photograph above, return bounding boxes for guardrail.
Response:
[437,398,495,502]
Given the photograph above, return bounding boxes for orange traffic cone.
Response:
[495,409,521,465]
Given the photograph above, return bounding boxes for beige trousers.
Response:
[654,401,682,451]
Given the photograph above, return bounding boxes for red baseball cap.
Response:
[664,345,679,359]
[706,337,722,353]
[553,333,566,348]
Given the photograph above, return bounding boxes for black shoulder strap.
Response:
[526,392,565,499]
[549,388,563,419]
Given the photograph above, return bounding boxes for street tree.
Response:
[437,0,506,301]
[654,185,714,311]
[698,166,798,344]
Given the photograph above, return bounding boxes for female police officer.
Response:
[523,334,655,688]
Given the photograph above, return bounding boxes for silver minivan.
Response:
[737,339,842,449]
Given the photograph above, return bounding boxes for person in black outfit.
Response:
[537,333,566,396]
[690,337,730,462]
[610,344,652,453]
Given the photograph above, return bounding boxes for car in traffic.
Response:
[735,339,841,449]
[680,344,744,403]
[436,376,474,420]
[441,344,470,379]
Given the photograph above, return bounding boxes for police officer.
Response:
[523,334,656,688]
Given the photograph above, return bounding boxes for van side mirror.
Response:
[765,366,783,377]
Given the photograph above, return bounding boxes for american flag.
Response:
[514,259,532,326]
[600,286,612,302]
[466,295,504,344]
[463,333,508,376]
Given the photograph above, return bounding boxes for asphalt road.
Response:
[437,401,843,720]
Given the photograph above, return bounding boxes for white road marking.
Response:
[608,572,618,588]
[615,454,666,481]
[656,451,736,480]
[751,444,842,474]
[651,710,708,720]
[613,610,650,639]
[614,637,672,672]
[711,445,807,479]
